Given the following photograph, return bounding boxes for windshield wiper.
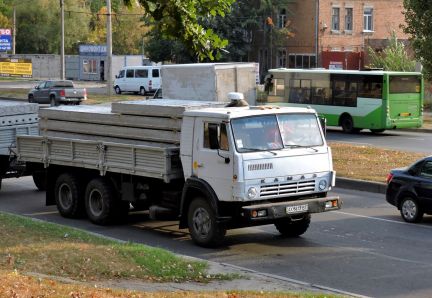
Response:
[284,144,319,152]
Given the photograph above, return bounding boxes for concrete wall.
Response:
[1,54,145,81]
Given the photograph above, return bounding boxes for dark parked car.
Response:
[386,156,432,223]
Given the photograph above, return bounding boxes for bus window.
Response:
[357,75,383,98]
[389,76,421,93]
[289,79,311,103]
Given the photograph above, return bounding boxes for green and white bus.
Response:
[263,69,424,133]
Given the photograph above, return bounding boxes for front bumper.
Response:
[241,196,341,221]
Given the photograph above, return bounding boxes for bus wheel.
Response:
[340,115,358,133]
[370,129,385,133]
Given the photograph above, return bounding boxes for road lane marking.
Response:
[24,211,58,216]
[334,211,432,229]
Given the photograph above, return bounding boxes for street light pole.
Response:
[106,0,113,97]
[60,0,65,80]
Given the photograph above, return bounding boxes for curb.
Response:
[336,177,386,194]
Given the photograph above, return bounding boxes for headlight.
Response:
[318,179,327,191]
[247,187,258,199]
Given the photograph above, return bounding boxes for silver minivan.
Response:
[113,66,161,95]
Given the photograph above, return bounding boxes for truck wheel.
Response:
[139,87,146,96]
[187,197,226,247]
[28,94,34,103]
[274,214,311,237]
[114,86,121,94]
[54,173,85,218]
[50,96,58,107]
[85,178,129,225]
[32,171,47,191]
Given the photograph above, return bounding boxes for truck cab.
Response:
[179,105,340,246]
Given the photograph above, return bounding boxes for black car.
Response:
[386,156,432,223]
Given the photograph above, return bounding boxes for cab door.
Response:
[192,118,234,202]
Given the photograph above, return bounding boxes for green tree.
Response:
[367,31,415,71]
[123,0,235,61]
[14,0,90,54]
[403,0,432,76]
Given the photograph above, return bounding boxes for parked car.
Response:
[386,156,432,223]
[113,66,161,95]
[28,80,87,106]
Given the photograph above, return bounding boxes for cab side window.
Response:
[118,70,125,78]
[420,161,432,178]
[203,122,229,151]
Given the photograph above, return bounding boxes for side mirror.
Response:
[115,75,118,79]
[319,116,327,136]
[35,86,39,90]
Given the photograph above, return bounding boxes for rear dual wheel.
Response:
[85,178,129,225]
[54,173,85,218]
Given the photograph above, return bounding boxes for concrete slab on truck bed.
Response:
[0,114,38,127]
[39,119,181,144]
[111,99,225,117]
[0,101,39,116]
[39,105,182,131]
[42,131,179,149]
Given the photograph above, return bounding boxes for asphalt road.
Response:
[2,176,432,297]
[327,128,432,153]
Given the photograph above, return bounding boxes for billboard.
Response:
[0,58,32,78]
[0,29,11,51]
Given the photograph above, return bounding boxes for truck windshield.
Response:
[231,113,323,153]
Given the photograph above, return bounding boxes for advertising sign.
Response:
[0,58,32,78]
[0,29,12,51]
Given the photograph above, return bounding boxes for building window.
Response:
[363,7,373,31]
[345,8,353,31]
[288,54,316,69]
[277,49,287,68]
[331,7,340,31]
[82,59,97,74]
[278,9,287,28]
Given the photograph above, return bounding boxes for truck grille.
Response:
[260,179,315,198]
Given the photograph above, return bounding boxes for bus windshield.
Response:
[231,114,323,153]
[389,76,421,93]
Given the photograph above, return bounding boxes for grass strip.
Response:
[330,142,426,182]
[0,212,228,283]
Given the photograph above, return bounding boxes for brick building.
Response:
[251,0,408,80]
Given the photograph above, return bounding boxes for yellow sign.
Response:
[0,58,32,78]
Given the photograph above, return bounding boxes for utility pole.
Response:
[106,0,112,97]
[12,5,16,55]
[60,0,65,80]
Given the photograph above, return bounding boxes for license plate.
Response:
[286,204,308,214]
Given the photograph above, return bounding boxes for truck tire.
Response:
[274,214,311,237]
[54,173,85,218]
[50,96,58,107]
[32,171,47,191]
[187,197,226,247]
[85,178,129,225]
[114,86,121,94]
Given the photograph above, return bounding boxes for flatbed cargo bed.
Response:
[17,135,183,182]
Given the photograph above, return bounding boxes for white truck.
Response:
[17,97,341,247]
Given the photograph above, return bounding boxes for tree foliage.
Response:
[367,31,415,72]
[403,0,432,76]
[124,0,235,61]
